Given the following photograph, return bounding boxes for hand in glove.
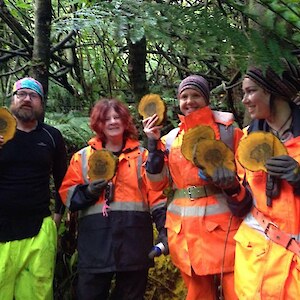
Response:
[265,155,300,187]
[148,228,169,259]
[86,179,108,199]
[211,166,240,191]
[156,229,169,255]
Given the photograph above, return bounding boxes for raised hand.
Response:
[142,114,163,140]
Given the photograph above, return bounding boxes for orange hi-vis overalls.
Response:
[234,131,300,299]
[148,106,244,300]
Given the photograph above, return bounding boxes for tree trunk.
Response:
[128,36,148,103]
[31,0,52,105]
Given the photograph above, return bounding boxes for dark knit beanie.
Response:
[177,75,210,104]
[245,61,300,101]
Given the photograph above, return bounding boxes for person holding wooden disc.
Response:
[0,77,67,300]
[143,75,250,300]
[233,61,300,299]
[59,98,168,300]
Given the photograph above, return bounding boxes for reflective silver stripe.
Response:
[147,165,168,182]
[78,201,149,218]
[65,185,77,208]
[65,147,89,208]
[167,193,230,217]
[165,128,180,153]
[80,148,89,184]
[244,211,300,242]
[137,146,144,201]
[137,147,142,189]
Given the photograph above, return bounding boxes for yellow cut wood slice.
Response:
[181,125,215,162]
[237,131,287,172]
[0,107,17,144]
[193,139,236,177]
[138,93,166,125]
[88,149,118,181]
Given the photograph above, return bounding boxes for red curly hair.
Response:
[90,98,138,142]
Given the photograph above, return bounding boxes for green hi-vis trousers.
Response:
[0,216,57,300]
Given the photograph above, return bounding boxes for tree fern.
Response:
[45,112,93,152]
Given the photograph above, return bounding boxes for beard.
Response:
[10,102,44,122]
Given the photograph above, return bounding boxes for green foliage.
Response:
[4,1,300,299]
[262,0,300,27]
[54,250,78,300]
[147,255,186,300]
[45,112,93,154]
[225,0,298,69]
[31,0,300,114]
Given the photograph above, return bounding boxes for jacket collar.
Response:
[178,106,215,132]
[88,136,140,153]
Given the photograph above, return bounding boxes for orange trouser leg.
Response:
[181,271,215,300]
[181,270,238,300]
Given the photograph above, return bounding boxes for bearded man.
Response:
[0,77,67,299]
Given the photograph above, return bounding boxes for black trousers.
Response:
[77,269,149,300]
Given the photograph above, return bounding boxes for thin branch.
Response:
[0,63,30,77]
[50,30,77,54]
[0,0,33,53]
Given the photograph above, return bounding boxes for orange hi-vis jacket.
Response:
[234,127,300,299]
[59,137,167,272]
[149,106,244,276]
[60,137,166,217]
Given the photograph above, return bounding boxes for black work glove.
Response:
[146,138,165,174]
[265,155,300,188]
[148,228,169,259]
[211,166,240,191]
[156,228,169,255]
[86,179,108,200]
[148,138,158,152]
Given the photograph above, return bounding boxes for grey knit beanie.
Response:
[177,75,210,104]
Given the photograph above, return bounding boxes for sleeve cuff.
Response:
[224,185,246,202]
[148,138,158,152]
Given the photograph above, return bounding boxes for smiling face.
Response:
[103,107,125,141]
[178,88,207,116]
[242,77,271,120]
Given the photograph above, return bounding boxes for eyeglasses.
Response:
[14,91,40,101]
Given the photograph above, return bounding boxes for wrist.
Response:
[292,177,300,195]
[224,184,246,202]
[85,187,100,200]
[148,138,158,152]
[224,184,240,196]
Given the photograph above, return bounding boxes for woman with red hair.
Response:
[59,98,168,299]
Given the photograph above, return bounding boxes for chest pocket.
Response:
[114,147,146,201]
